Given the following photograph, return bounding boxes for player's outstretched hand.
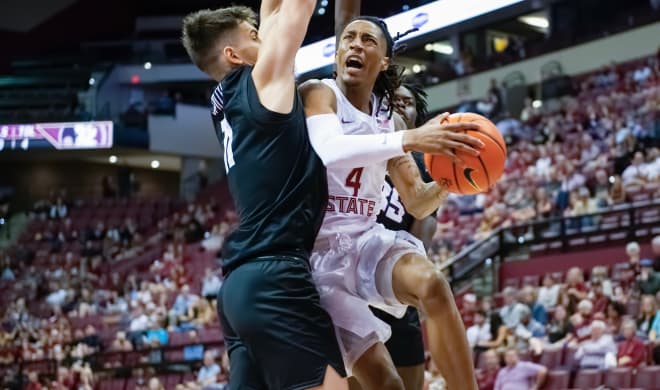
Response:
[402,112,485,165]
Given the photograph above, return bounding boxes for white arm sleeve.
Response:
[306,113,406,168]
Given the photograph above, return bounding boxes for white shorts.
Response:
[310,223,426,373]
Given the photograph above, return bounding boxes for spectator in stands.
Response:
[49,197,68,220]
[520,285,548,325]
[514,305,545,354]
[478,313,509,352]
[605,300,626,336]
[460,293,478,327]
[575,320,617,369]
[25,371,42,390]
[571,299,595,343]
[617,319,647,368]
[546,305,573,346]
[179,350,225,390]
[467,310,491,349]
[637,294,657,339]
[500,287,528,328]
[609,175,626,204]
[170,284,199,327]
[636,258,660,296]
[591,266,614,297]
[561,267,588,313]
[626,241,643,280]
[476,349,500,390]
[533,187,554,220]
[147,377,165,390]
[537,274,560,310]
[622,151,649,185]
[493,348,547,390]
[590,279,609,315]
[201,268,222,302]
[110,331,133,352]
[653,235,660,272]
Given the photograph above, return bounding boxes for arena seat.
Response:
[603,367,633,388]
[573,369,604,388]
[538,348,562,370]
[561,347,578,370]
[632,365,660,389]
[541,370,569,389]
[98,378,126,390]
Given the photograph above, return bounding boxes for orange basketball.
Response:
[424,112,507,195]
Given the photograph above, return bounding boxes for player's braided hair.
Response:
[351,16,417,117]
[400,81,429,127]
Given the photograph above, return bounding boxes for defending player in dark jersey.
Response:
[370,82,436,390]
[181,2,346,389]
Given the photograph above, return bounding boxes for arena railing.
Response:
[441,199,660,295]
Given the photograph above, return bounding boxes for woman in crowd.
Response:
[637,294,657,339]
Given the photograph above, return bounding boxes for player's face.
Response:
[224,21,260,66]
[393,86,417,128]
[335,20,389,87]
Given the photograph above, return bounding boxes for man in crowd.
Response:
[494,348,547,390]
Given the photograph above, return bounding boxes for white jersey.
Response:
[317,79,395,239]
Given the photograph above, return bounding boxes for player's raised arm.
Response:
[300,82,486,169]
[252,0,316,114]
[258,0,282,38]
[335,0,361,46]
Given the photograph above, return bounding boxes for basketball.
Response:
[424,112,507,195]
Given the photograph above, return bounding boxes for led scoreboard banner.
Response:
[0,121,113,151]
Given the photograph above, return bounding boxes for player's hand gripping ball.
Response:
[425,112,507,195]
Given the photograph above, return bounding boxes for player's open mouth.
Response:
[346,56,364,69]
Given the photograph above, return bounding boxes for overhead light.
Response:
[88,78,95,86]
[109,155,118,164]
[144,62,152,70]
[518,15,549,29]
[425,42,454,55]
[412,64,422,73]
[321,0,328,5]
[432,42,454,55]
[317,7,326,15]
[151,160,160,169]
[532,100,542,108]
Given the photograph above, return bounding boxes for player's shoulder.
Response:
[298,79,333,96]
[298,79,337,111]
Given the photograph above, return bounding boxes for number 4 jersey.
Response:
[316,79,395,239]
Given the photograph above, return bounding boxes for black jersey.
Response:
[211,66,328,274]
[377,152,433,231]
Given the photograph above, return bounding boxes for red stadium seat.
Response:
[573,369,603,388]
[541,370,569,390]
[503,277,520,289]
[98,378,126,390]
[632,365,660,389]
[603,367,632,388]
[562,347,578,370]
[521,275,541,287]
[538,348,562,370]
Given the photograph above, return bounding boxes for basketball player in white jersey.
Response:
[299,17,480,390]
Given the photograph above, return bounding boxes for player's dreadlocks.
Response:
[351,16,417,118]
[399,81,429,127]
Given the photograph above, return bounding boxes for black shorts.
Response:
[370,306,425,367]
[217,256,346,390]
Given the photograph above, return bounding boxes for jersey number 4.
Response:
[345,168,364,197]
